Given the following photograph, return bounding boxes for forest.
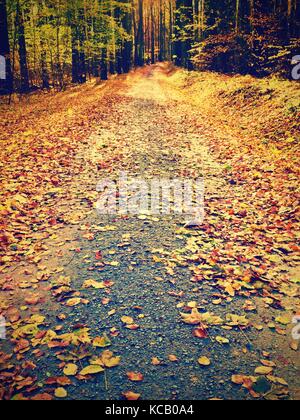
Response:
[0,0,300,95]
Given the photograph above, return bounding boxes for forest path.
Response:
[0,64,299,401]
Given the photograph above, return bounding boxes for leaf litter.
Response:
[0,65,299,400]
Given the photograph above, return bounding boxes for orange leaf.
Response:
[127,372,144,382]
[123,391,141,401]
[193,326,208,339]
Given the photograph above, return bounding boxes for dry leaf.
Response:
[198,356,211,366]
[55,388,68,398]
[80,365,105,376]
[63,364,78,376]
[127,372,144,382]
[122,391,141,401]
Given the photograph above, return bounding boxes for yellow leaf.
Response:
[225,283,235,297]
[260,360,276,368]
[55,388,68,398]
[121,316,134,325]
[80,365,105,376]
[267,376,288,386]
[180,308,203,325]
[83,280,106,289]
[215,336,230,345]
[93,334,111,348]
[198,356,211,366]
[108,309,116,316]
[101,350,121,368]
[66,298,81,307]
[275,314,291,326]
[290,341,298,351]
[226,314,250,327]
[63,364,78,376]
[187,301,197,308]
[107,261,119,267]
[254,366,273,375]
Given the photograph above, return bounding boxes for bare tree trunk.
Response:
[169,0,173,60]
[136,0,144,66]
[151,1,155,64]
[121,0,133,73]
[235,0,240,34]
[100,0,108,80]
[0,0,13,94]
[16,1,30,92]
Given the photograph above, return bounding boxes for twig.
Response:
[104,370,109,391]
[239,326,252,346]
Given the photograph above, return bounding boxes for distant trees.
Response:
[1,0,137,92]
[1,0,299,95]
[182,0,300,77]
[173,0,193,69]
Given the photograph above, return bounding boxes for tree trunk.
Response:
[136,0,144,66]
[151,2,155,64]
[40,37,50,89]
[71,24,80,83]
[0,0,13,94]
[122,0,133,73]
[100,48,108,80]
[16,1,29,92]
[235,0,240,34]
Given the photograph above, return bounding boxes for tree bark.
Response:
[16,1,30,92]
[136,0,144,66]
[121,0,133,73]
[0,0,13,93]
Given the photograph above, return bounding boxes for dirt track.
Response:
[0,64,299,401]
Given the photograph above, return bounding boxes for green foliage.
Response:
[6,0,134,89]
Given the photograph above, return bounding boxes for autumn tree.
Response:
[174,0,194,69]
[1,0,299,96]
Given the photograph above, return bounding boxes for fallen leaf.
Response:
[83,279,106,289]
[101,350,121,368]
[127,372,144,382]
[255,366,274,375]
[152,357,161,366]
[193,326,208,339]
[66,298,82,307]
[198,356,211,366]
[80,365,105,376]
[121,316,134,325]
[215,336,230,345]
[93,335,111,348]
[55,388,68,399]
[63,364,78,376]
[275,314,291,325]
[122,391,141,401]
